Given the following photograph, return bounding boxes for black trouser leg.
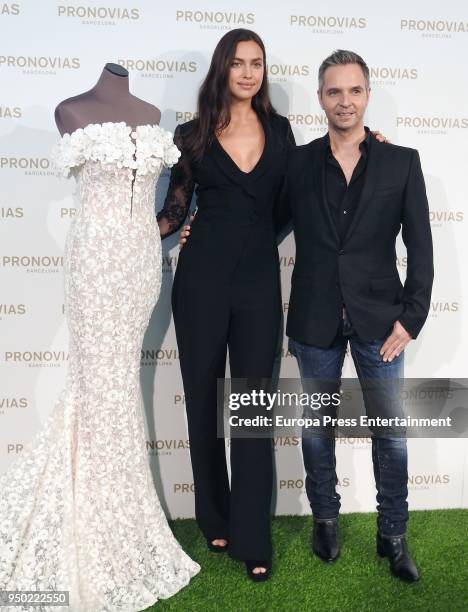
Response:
[174,293,231,541]
[227,290,281,561]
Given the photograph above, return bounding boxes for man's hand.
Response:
[179,212,196,250]
[179,224,191,249]
[380,321,412,362]
[372,130,390,143]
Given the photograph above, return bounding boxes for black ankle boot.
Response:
[312,519,340,563]
[377,532,419,582]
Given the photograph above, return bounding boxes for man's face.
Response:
[318,63,370,132]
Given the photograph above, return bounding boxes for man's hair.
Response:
[318,49,370,91]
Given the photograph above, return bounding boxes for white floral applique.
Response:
[51,122,181,178]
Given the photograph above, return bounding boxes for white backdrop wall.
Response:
[1,0,467,519]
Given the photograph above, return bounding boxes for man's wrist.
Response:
[397,320,412,339]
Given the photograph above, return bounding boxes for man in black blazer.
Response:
[284,50,433,582]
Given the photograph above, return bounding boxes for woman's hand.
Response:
[372,130,390,143]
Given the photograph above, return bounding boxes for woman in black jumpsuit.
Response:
[157,29,295,579]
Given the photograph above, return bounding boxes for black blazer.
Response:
[283,133,434,347]
[160,113,295,288]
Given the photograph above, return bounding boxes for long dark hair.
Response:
[185,28,276,162]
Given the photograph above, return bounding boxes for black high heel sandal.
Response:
[206,538,229,553]
[245,560,271,582]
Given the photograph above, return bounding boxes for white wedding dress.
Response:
[0,122,200,611]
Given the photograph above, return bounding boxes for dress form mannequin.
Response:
[54,63,161,135]
[0,63,200,612]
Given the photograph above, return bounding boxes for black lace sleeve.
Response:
[157,124,195,239]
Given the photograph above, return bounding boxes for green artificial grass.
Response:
[144,510,467,612]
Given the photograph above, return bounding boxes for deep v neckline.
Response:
[214,119,267,176]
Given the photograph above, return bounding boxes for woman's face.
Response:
[228,40,264,102]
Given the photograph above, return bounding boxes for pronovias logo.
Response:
[370,67,418,86]
[4,350,69,367]
[146,438,190,456]
[396,116,468,135]
[140,347,179,366]
[429,301,460,319]
[1,255,63,273]
[267,64,310,82]
[174,483,195,493]
[273,437,300,448]
[0,397,27,416]
[0,3,20,15]
[175,10,254,29]
[0,157,53,176]
[57,5,140,25]
[0,304,26,319]
[289,14,366,33]
[162,254,178,273]
[175,111,196,123]
[1,206,23,218]
[6,443,24,454]
[279,255,295,267]
[279,477,350,489]
[397,256,407,269]
[117,58,197,79]
[0,56,80,75]
[430,210,464,227]
[287,113,328,133]
[336,437,372,447]
[60,207,76,219]
[408,473,450,489]
[401,18,468,38]
[0,106,21,118]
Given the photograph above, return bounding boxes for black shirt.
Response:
[325,128,370,244]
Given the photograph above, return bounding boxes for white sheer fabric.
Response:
[0,123,199,611]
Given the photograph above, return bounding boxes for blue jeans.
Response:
[289,319,409,537]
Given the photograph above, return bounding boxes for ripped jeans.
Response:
[289,318,408,537]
